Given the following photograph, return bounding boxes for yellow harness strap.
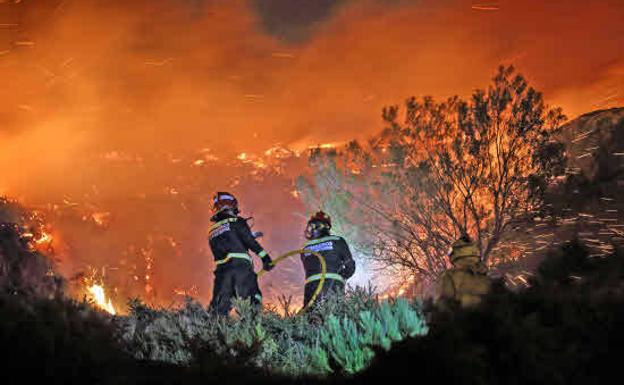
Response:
[215,253,252,265]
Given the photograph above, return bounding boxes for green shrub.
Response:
[118,287,429,377]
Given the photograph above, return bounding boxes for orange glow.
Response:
[0,0,621,307]
[34,231,52,244]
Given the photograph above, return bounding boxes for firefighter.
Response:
[301,211,356,308]
[436,235,491,308]
[208,192,274,316]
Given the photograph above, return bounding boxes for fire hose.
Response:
[257,249,327,312]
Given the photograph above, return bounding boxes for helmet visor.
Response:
[213,193,237,212]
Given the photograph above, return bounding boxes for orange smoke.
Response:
[0,0,622,308]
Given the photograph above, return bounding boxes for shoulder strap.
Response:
[209,217,237,232]
[304,235,341,247]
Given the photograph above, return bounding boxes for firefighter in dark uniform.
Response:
[301,211,356,308]
[208,192,274,315]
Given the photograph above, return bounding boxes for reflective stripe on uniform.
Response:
[258,250,268,258]
[214,194,235,204]
[304,236,341,247]
[305,273,345,285]
[215,253,252,265]
[209,217,238,233]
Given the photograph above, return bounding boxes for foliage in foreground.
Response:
[0,292,292,385]
[0,293,129,385]
[117,287,429,376]
[356,239,624,384]
[2,239,624,384]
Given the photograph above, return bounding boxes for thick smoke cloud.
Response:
[1,1,622,165]
[251,0,348,43]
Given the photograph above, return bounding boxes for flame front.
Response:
[87,283,117,315]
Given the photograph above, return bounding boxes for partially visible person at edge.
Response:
[207,192,274,315]
[436,234,491,308]
[300,211,356,308]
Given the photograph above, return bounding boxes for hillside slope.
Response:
[493,107,624,285]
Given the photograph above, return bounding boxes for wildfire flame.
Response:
[87,283,117,315]
[34,231,52,244]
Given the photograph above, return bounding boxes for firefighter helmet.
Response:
[305,210,332,240]
[212,192,239,215]
[449,234,480,264]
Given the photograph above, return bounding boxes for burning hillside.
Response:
[3,140,369,313]
[2,103,623,313]
[487,107,624,286]
[10,147,315,312]
[0,0,623,311]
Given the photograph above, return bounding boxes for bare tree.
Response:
[298,66,565,282]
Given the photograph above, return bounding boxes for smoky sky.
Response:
[251,0,348,43]
[250,0,426,43]
[0,0,622,196]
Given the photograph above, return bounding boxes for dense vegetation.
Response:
[297,66,566,283]
[3,225,623,384]
[357,240,624,384]
[119,288,427,376]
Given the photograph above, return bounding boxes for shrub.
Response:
[0,198,64,299]
[118,286,429,377]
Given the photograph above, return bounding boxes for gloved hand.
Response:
[261,256,274,272]
[338,260,356,279]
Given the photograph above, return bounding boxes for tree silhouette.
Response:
[298,66,566,283]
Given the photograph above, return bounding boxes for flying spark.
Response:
[471,4,500,11]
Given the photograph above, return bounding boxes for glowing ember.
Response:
[91,212,111,227]
[471,4,500,11]
[87,283,117,315]
[34,231,52,244]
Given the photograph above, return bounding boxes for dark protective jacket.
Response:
[208,211,268,265]
[208,210,268,315]
[301,235,356,285]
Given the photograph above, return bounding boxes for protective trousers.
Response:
[303,278,345,309]
[209,259,262,316]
